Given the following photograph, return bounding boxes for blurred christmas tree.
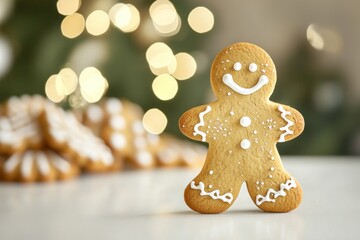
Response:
[273,40,360,155]
[0,0,215,135]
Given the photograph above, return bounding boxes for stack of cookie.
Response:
[80,98,207,169]
[0,95,79,182]
[0,95,206,183]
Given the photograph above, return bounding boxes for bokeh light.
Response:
[307,24,324,50]
[56,0,81,16]
[172,52,197,80]
[109,3,140,33]
[79,67,107,103]
[146,42,175,71]
[142,108,168,134]
[86,10,110,36]
[57,68,78,95]
[61,13,85,39]
[152,74,178,100]
[188,6,214,33]
[0,36,13,79]
[150,0,181,36]
[45,74,65,103]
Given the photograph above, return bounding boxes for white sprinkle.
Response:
[261,182,264,185]
[209,170,214,175]
[271,156,275,160]
[226,59,229,62]
[256,181,260,184]
[230,111,234,115]
[269,175,273,178]
[254,130,258,134]
[257,187,260,190]
[227,92,231,96]
[229,150,232,154]
[270,167,275,171]
[209,185,213,188]
[262,69,266,73]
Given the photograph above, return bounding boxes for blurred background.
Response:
[0,0,359,155]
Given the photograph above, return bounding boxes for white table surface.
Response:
[0,157,359,240]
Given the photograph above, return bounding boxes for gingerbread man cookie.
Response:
[179,42,304,213]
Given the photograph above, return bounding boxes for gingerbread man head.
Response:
[210,43,277,100]
[179,42,304,214]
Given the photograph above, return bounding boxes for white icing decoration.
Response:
[86,105,103,123]
[278,105,294,142]
[222,73,269,95]
[109,115,126,130]
[190,181,233,204]
[249,63,258,72]
[21,151,34,177]
[36,152,50,175]
[256,177,297,206]
[193,106,211,142]
[233,62,242,71]
[240,116,251,127]
[110,133,127,149]
[132,121,145,135]
[105,99,122,114]
[50,152,71,173]
[136,151,153,166]
[240,139,251,149]
[4,154,21,173]
[134,136,147,149]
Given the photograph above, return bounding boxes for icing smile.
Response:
[222,73,269,95]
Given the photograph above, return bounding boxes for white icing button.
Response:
[249,63,258,72]
[233,62,242,71]
[240,139,251,149]
[110,133,127,149]
[86,105,103,123]
[240,116,251,127]
[109,115,126,130]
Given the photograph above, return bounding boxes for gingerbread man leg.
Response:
[184,149,243,214]
[246,167,303,213]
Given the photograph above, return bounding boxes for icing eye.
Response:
[249,63,257,72]
[233,62,241,71]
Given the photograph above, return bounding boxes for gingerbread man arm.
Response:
[276,104,305,142]
[179,105,212,142]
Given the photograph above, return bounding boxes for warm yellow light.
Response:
[45,74,65,103]
[307,24,324,50]
[153,14,181,36]
[109,3,140,33]
[79,67,106,103]
[61,13,85,39]
[56,68,78,95]
[152,74,178,101]
[123,4,140,32]
[146,42,175,70]
[172,52,197,80]
[151,1,177,26]
[150,0,180,36]
[149,57,177,75]
[57,0,81,16]
[86,10,110,36]
[143,108,168,134]
[188,6,214,33]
